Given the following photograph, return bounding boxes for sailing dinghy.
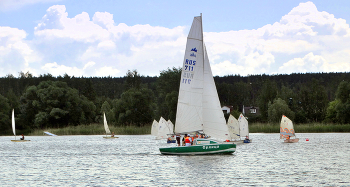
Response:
[238,113,251,143]
[280,115,299,143]
[103,113,118,139]
[159,14,236,155]
[11,109,30,142]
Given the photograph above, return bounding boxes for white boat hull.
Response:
[103,137,118,139]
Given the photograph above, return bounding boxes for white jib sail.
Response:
[280,115,295,139]
[151,119,159,136]
[103,113,111,134]
[227,114,240,140]
[175,15,204,134]
[238,113,249,137]
[12,109,16,136]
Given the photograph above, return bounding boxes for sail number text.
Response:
[182,59,196,84]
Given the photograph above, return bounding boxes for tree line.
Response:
[0,69,349,135]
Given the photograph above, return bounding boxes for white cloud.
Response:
[2,2,350,78]
[41,62,83,77]
[0,0,61,11]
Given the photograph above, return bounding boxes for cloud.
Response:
[0,0,61,11]
[1,2,350,78]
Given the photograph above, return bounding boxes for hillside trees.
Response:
[19,81,96,129]
[0,94,11,134]
[325,81,350,123]
[156,67,181,122]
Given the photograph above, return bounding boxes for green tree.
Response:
[298,79,328,122]
[114,88,154,126]
[257,80,278,121]
[20,81,96,129]
[156,67,181,122]
[268,98,295,122]
[0,94,11,135]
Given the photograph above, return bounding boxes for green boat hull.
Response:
[160,143,236,155]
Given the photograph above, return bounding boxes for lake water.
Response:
[1,133,349,186]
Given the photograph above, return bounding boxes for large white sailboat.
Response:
[160,14,235,155]
[11,109,30,142]
[280,115,299,143]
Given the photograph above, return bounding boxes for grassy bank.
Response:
[249,123,350,133]
[29,123,151,136]
[28,123,350,136]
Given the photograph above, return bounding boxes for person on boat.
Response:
[245,136,249,140]
[20,134,24,140]
[185,134,192,146]
[176,134,181,146]
[286,135,290,140]
[111,132,115,137]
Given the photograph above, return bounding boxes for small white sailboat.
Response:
[280,115,299,143]
[11,109,30,142]
[238,113,251,143]
[156,117,172,140]
[103,113,118,139]
[227,114,243,143]
[166,120,176,143]
[151,119,159,136]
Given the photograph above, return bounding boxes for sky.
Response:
[1,0,350,78]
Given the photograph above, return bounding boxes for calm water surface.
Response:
[1,133,349,186]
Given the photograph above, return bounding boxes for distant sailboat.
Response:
[238,113,251,143]
[227,114,242,143]
[280,115,299,143]
[156,117,172,140]
[151,119,159,136]
[103,113,118,139]
[11,109,30,142]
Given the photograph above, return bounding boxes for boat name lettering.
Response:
[185,59,196,65]
[203,146,219,149]
[190,53,196,57]
[191,48,197,52]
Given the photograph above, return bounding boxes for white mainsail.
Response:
[280,115,295,139]
[103,113,111,134]
[151,119,159,136]
[238,113,249,137]
[227,114,240,140]
[12,109,16,137]
[174,14,229,140]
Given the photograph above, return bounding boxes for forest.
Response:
[0,69,349,135]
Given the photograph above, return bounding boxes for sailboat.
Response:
[103,113,118,139]
[227,114,243,143]
[238,113,251,143]
[280,115,299,143]
[166,120,176,143]
[156,117,172,140]
[227,114,251,143]
[11,109,30,142]
[151,119,159,136]
[159,14,236,155]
